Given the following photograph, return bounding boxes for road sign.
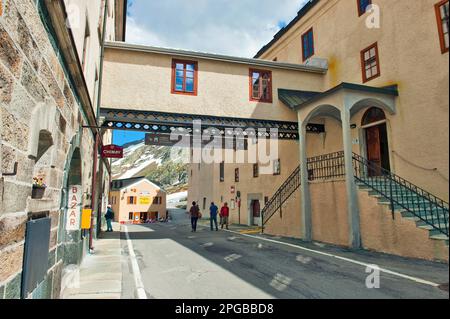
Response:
[101,145,123,158]
[81,209,92,229]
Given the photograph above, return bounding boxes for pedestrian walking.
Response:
[105,205,114,232]
[209,202,219,231]
[189,201,200,232]
[220,202,230,230]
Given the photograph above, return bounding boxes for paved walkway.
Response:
[62,223,122,299]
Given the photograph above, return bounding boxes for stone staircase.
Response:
[357,178,449,246]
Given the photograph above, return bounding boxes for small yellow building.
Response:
[109,177,167,224]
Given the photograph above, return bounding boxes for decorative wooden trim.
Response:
[435,0,449,54]
[360,42,381,83]
[249,68,273,103]
[357,0,372,17]
[301,27,315,62]
[171,59,198,96]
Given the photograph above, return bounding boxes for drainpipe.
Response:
[93,0,110,238]
[89,133,99,251]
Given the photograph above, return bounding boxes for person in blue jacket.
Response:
[209,202,219,231]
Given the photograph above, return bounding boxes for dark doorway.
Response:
[362,108,391,176]
[251,200,261,226]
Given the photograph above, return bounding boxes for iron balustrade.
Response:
[352,153,449,236]
[262,151,449,237]
[261,166,301,230]
[307,151,346,181]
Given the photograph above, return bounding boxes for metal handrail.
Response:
[261,166,301,229]
[261,150,449,237]
[352,153,449,236]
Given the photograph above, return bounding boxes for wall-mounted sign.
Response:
[101,145,123,158]
[0,0,3,17]
[231,186,235,194]
[139,196,151,205]
[66,185,82,231]
[81,209,92,229]
[145,133,180,146]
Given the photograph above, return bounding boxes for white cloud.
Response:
[125,0,309,58]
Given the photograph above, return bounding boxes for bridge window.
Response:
[171,59,198,95]
[249,69,272,103]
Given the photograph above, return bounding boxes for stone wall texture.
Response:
[0,0,108,299]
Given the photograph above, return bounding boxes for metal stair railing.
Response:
[261,166,301,230]
[352,153,449,236]
[261,150,449,237]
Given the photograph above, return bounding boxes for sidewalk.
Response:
[62,222,122,299]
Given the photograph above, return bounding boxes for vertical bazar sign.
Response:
[66,185,82,231]
[0,0,3,17]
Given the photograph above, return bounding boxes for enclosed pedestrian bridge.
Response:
[100,42,329,140]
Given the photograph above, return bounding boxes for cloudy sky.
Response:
[125,0,309,58]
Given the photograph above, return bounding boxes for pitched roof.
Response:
[254,0,321,58]
[111,176,164,192]
[278,88,321,110]
[293,82,399,110]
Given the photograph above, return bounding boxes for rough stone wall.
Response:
[0,0,97,299]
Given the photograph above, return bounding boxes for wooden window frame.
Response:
[360,42,381,83]
[220,162,225,182]
[171,59,198,96]
[435,0,449,54]
[253,163,259,178]
[301,27,315,62]
[357,0,372,17]
[273,159,281,176]
[249,68,273,103]
[127,196,137,205]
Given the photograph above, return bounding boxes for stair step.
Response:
[403,215,449,225]
[417,225,446,236]
[430,234,449,243]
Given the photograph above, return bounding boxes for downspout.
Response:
[89,133,99,251]
[94,0,110,238]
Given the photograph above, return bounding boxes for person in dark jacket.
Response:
[105,205,114,232]
[209,202,219,231]
[189,201,200,232]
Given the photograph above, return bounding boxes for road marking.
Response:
[123,225,147,299]
[202,242,214,247]
[270,273,293,292]
[296,255,313,264]
[224,254,242,262]
[218,228,441,287]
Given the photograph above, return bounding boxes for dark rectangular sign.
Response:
[145,133,248,150]
[101,145,124,158]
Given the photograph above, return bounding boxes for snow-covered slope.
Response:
[111,140,189,190]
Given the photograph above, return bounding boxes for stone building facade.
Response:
[0,0,126,299]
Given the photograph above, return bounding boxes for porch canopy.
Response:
[288,82,399,249]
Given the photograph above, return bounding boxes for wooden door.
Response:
[366,126,382,176]
[252,200,261,218]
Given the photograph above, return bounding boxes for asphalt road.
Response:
[120,208,449,299]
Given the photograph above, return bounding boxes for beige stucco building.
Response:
[109,176,167,223]
[0,0,126,299]
[99,0,449,263]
